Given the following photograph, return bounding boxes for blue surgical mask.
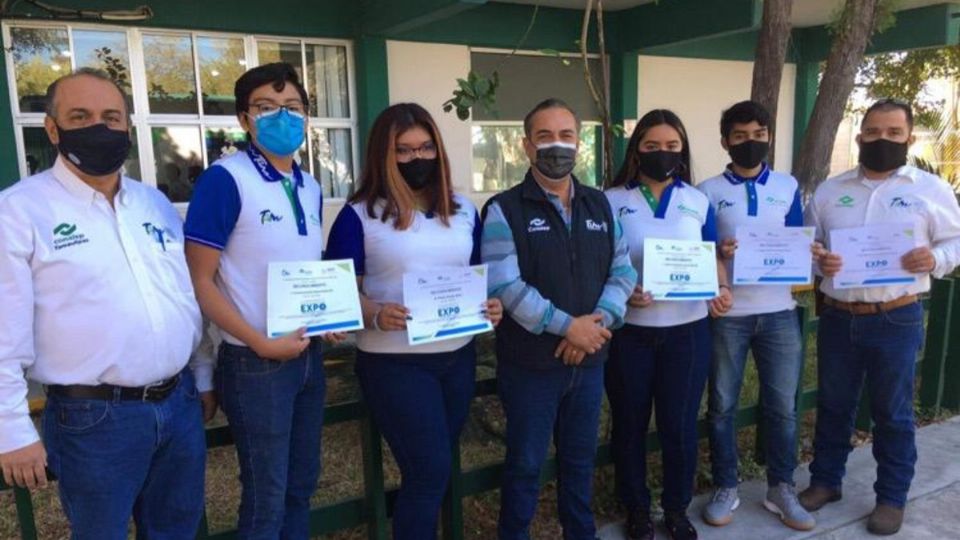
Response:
[250,108,305,156]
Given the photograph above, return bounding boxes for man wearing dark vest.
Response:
[482,98,636,540]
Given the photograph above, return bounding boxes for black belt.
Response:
[46,374,181,402]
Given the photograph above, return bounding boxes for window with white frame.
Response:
[470,50,603,192]
[3,22,358,203]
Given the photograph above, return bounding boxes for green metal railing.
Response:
[4,277,960,539]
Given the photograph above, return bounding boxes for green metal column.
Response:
[0,29,20,189]
[919,278,955,413]
[354,36,390,162]
[609,50,639,176]
[792,60,818,164]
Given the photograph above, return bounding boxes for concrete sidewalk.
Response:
[598,416,960,539]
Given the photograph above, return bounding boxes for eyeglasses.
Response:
[395,142,438,162]
[248,101,306,116]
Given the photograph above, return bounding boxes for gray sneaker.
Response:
[702,487,740,526]
[764,482,817,531]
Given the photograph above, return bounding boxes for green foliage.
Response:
[442,70,499,121]
[858,46,960,127]
[828,0,899,38]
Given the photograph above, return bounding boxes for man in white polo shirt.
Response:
[698,101,814,531]
[0,68,208,539]
[801,99,960,535]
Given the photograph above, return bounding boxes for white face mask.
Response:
[534,141,578,181]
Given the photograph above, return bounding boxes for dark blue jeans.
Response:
[355,342,477,540]
[42,370,206,540]
[809,302,924,508]
[605,318,711,513]
[497,360,604,540]
[216,341,326,540]
[708,309,803,488]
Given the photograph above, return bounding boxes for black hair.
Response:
[45,67,131,118]
[720,100,771,140]
[523,98,581,138]
[234,62,309,116]
[609,108,692,187]
[862,98,914,130]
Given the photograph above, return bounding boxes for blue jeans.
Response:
[707,309,803,488]
[355,343,477,540]
[497,361,604,540]
[42,370,206,540]
[216,341,326,539]
[810,303,924,508]
[605,318,711,513]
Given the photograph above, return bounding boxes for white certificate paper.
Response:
[403,265,493,346]
[830,223,918,289]
[733,225,815,285]
[642,238,719,301]
[267,260,364,337]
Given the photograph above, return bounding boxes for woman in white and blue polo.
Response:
[603,109,733,540]
[324,103,502,540]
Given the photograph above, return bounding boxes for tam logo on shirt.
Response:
[585,219,608,232]
[890,196,912,209]
[527,217,551,233]
[142,222,177,250]
[717,199,736,211]
[260,209,284,224]
[618,206,638,218]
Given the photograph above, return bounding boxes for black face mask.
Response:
[637,150,682,182]
[398,158,437,191]
[534,143,577,180]
[728,140,769,170]
[859,138,908,172]
[56,123,131,176]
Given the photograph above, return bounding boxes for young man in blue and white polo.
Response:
[698,101,815,531]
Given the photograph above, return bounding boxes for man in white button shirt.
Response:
[801,99,960,535]
[0,68,210,539]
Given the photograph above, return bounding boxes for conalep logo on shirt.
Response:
[52,222,89,251]
[765,195,789,207]
[835,195,855,208]
[527,217,550,233]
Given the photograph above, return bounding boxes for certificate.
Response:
[403,265,493,346]
[733,225,815,285]
[266,259,364,337]
[642,238,719,301]
[830,223,918,289]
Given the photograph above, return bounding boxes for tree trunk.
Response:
[793,0,881,192]
[751,0,794,167]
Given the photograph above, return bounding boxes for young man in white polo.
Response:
[698,100,815,531]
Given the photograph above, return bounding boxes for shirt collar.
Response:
[852,164,918,184]
[246,143,304,186]
[722,163,770,185]
[626,177,685,190]
[52,156,130,206]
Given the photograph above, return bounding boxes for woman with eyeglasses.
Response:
[184,63,345,538]
[325,103,503,540]
[603,109,733,540]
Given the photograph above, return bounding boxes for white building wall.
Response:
[637,56,797,183]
